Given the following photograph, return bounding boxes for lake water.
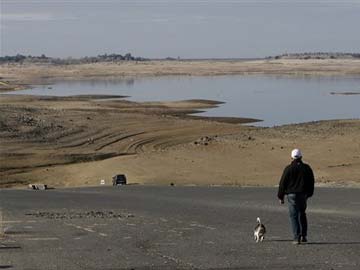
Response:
[11,75,360,127]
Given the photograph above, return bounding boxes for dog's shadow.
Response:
[266,239,292,242]
[267,239,360,245]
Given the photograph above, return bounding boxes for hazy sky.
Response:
[1,0,360,58]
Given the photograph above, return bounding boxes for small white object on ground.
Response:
[28,184,48,190]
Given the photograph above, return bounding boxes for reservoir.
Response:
[11,75,360,127]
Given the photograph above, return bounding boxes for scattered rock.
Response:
[194,136,216,146]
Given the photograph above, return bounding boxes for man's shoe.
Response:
[300,236,308,243]
[292,238,300,245]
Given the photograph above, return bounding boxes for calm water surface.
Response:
[12,76,360,127]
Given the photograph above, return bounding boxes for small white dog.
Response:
[254,217,266,242]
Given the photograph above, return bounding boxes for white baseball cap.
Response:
[291,149,302,159]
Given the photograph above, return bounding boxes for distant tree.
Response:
[124,53,133,60]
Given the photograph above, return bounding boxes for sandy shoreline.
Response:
[1,59,360,91]
[0,59,360,188]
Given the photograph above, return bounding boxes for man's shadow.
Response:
[267,239,360,245]
[307,241,360,245]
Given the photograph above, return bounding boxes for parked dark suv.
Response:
[112,174,127,186]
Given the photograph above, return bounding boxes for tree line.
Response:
[270,52,360,60]
[0,53,148,64]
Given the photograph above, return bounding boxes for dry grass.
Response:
[1,59,360,90]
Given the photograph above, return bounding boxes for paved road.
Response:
[1,186,359,270]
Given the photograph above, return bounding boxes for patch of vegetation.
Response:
[269,52,360,60]
[0,53,148,65]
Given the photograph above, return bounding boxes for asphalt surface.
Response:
[1,186,359,270]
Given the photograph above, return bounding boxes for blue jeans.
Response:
[287,193,308,240]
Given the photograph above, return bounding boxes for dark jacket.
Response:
[278,159,314,200]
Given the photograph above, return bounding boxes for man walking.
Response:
[278,149,315,245]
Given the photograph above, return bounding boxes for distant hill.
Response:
[1,52,360,64]
[269,52,360,60]
[0,53,148,64]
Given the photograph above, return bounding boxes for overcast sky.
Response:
[1,0,360,58]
